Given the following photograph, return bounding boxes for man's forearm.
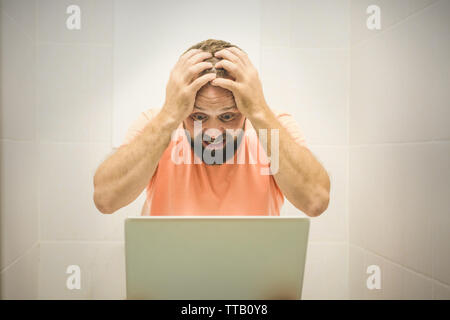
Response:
[248,105,330,217]
[93,107,180,214]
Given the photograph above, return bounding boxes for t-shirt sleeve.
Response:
[120,108,160,147]
[275,110,308,149]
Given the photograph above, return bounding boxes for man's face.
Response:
[182,82,246,165]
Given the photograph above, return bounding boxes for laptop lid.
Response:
[125,216,310,300]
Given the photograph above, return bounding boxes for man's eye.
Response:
[219,113,236,122]
[191,114,208,122]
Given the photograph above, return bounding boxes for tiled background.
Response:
[0,0,448,299]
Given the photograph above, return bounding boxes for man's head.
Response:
[182,39,246,165]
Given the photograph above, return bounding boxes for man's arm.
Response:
[93,49,217,214]
[93,109,179,214]
[211,47,330,217]
[249,106,330,217]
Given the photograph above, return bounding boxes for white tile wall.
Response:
[291,0,350,48]
[261,0,291,47]
[0,0,36,39]
[349,0,450,299]
[350,0,450,144]
[2,0,448,300]
[38,142,127,241]
[37,0,113,44]
[261,47,349,145]
[39,241,125,299]
[349,244,436,299]
[0,141,38,269]
[305,146,348,243]
[37,44,112,143]
[302,242,348,299]
[0,244,39,299]
[433,281,450,300]
[0,10,35,140]
[0,0,39,299]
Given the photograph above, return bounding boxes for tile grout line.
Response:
[349,243,450,289]
[0,241,39,275]
[346,1,352,297]
[351,0,441,49]
[35,0,43,299]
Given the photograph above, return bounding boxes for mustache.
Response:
[184,129,242,144]
[184,129,244,165]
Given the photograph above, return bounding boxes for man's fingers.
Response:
[214,59,243,81]
[189,72,216,92]
[210,77,237,92]
[214,48,243,66]
[185,61,213,83]
[225,47,250,66]
[186,51,213,66]
[179,48,202,63]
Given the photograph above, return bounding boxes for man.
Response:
[93,39,330,217]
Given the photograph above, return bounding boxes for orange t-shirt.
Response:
[121,108,307,216]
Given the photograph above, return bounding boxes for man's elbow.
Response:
[304,191,329,217]
[298,182,330,217]
[93,190,116,214]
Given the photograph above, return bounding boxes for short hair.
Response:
[183,39,244,78]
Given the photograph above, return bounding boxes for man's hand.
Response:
[211,47,269,119]
[162,49,217,123]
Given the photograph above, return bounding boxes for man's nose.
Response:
[203,125,224,141]
[203,118,225,134]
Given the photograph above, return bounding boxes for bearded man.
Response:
[93,39,330,217]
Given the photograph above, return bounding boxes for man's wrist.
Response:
[247,103,278,129]
[158,105,184,131]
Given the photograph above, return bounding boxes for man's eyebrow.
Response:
[193,105,238,111]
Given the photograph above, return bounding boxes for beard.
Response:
[184,127,245,166]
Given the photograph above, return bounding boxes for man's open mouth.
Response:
[202,138,225,150]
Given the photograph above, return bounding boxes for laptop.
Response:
[125,216,310,300]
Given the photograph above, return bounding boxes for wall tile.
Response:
[39,142,130,241]
[350,0,411,45]
[406,0,450,141]
[433,281,450,299]
[37,44,112,142]
[363,249,384,299]
[402,267,433,299]
[349,146,386,253]
[383,144,434,277]
[0,11,35,140]
[431,143,450,285]
[381,256,404,299]
[350,21,412,144]
[302,242,348,299]
[349,245,430,300]
[409,0,438,14]
[0,0,36,39]
[261,0,291,47]
[0,244,39,299]
[350,0,450,144]
[37,0,113,44]
[291,0,349,48]
[0,141,38,269]
[349,244,365,299]
[350,143,447,278]
[39,242,125,299]
[306,146,347,242]
[261,47,348,145]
